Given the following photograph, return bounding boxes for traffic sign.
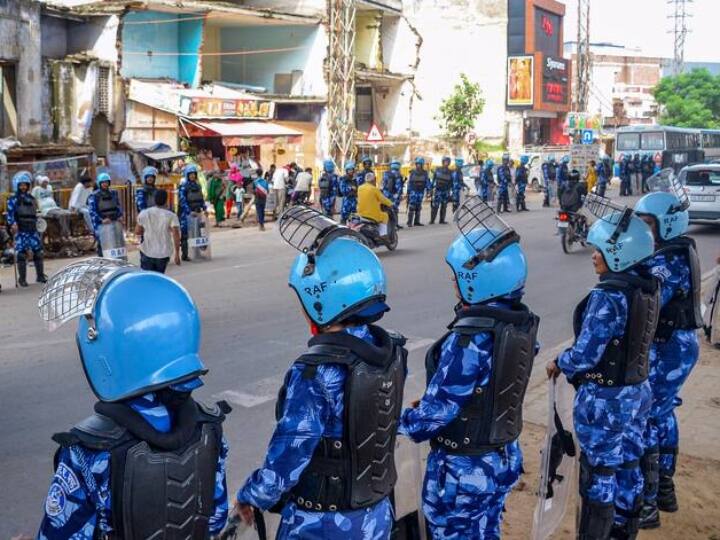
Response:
[581,129,594,144]
[366,124,384,143]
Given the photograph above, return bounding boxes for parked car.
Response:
[526,154,544,192]
[678,164,720,223]
[461,163,482,194]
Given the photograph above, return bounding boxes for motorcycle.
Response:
[348,206,399,251]
[556,210,588,254]
[187,212,212,261]
[98,221,127,261]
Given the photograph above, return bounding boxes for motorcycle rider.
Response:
[479,159,494,203]
[557,155,571,192]
[407,157,430,227]
[451,157,465,213]
[559,169,588,237]
[382,159,405,212]
[356,155,374,186]
[37,260,230,539]
[542,156,558,207]
[634,176,702,529]
[496,153,512,213]
[358,172,394,239]
[547,197,658,540]
[88,172,123,258]
[318,159,339,217]
[178,164,207,261]
[235,207,407,539]
[7,170,46,287]
[515,154,530,211]
[135,166,158,213]
[401,196,539,538]
[339,160,359,225]
[430,156,453,224]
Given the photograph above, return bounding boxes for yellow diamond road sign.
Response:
[366,124,384,143]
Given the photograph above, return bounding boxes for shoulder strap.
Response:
[52,413,131,450]
[197,400,232,422]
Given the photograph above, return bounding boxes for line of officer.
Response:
[88,172,123,258]
[339,160,358,225]
[451,157,465,213]
[515,154,530,211]
[430,156,453,224]
[135,166,158,214]
[407,157,430,227]
[7,170,47,286]
[318,159,339,217]
[496,153,512,213]
[178,164,207,261]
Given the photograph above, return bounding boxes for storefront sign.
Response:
[534,7,562,57]
[541,56,569,106]
[507,56,534,107]
[181,97,274,119]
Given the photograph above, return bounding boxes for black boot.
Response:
[430,205,438,224]
[579,499,615,540]
[657,474,678,512]
[17,256,28,287]
[181,233,190,261]
[34,253,47,283]
[414,209,423,226]
[439,204,448,224]
[406,209,414,228]
[638,502,660,529]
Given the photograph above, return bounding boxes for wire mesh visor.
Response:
[38,258,133,331]
[584,193,634,244]
[279,206,362,256]
[646,168,690,211]
[454,197,520,269]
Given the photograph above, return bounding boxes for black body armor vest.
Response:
[654,236,703,341]
[96,190,120,220]
[186,182,205,212]
[384,172,401,194]
[572,273,659,387]
[275,326,407,512]
[142,186,157,208]
[409,170,428,192]
[15,194,38,232]
[318,173,333,197]
[434,168,452,191]
[515,166,528,184]
[52,398,229,540]
[546,163,557,180]
[425,303,539,454]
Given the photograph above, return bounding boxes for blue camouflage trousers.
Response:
[383,189,402,210]
[14,231,43,254]
[643,330,699,498]
[422,443,522,540]
[407,190,425,211]
[276,499,393,539]
[321,196,336,217]
[575,382,652,525]
[340,196,357,222]
[431,189,451,208]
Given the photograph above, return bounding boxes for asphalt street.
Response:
[0,191,717,536]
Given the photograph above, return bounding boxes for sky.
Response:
[563,0,719,62]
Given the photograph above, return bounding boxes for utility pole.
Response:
[327,0,356,167]
[668,0,692,76]
[574,0,591,112]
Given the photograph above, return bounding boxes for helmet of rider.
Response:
[142,166,158,185]
[446,197,526,305]
[183,163,199,182]
[442,156,451,165]
[634,169,689,241]
[12,170,33,192]
[520,155,529,165]
[390,160,401,171]
[569,169,581,183]
[344,160,356,172]
[323,159,335,173]
[415,157,425,166]
[97,172,112,187]
[280,207,389,328]
[547,155,556,163]
[38,260,207,402]
[634,153,640,160]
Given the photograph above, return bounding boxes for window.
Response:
[617,133,640,151]
[666,131,700,150]
[702,132,720,148]
[685,169,720,186]
[641,132,665,150]
[97,66,111,116]
[0,63,17,138]
[355,86,373,134]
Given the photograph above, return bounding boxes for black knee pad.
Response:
[640,447,659,495]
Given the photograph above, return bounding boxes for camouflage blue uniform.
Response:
[407,170,430,209]
[178,181,206,233]
[619,157,631,197]
[87,189,123,234]
[642,250,699,494]
[479,168,494,203]
[237,325,393,540]
[431,170,452,206]
[541,162,557,206]
[356,167,374,186]
[596,162,609,198]
[134,186,152,213]
[339,174,358,223]
[400,300,523,540]
[451,169,464,212]
[557,162,570,191]
[6,193,43,254]
[558,288,652,528]
[514,164,528,210]
[38,393,229,539]
[496,164,512,211]
[319,173,339,217]
[382,170,404,210]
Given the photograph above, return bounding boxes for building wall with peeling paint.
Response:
[0,0,43,143]
[120,11,203,87]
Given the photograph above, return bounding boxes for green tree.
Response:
[437,74,485,142]
[653,69,720,128]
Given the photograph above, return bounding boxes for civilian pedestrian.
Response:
[271,164,288,213]
[207,172,226,226]
[68,175,95,233]
[253,169,269,231]
[135,189,181,273]
[292,167,313,205]
[234,183,246,221]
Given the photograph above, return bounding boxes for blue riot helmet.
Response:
[323,159,335,173]
[442,156,451,165]
[485,159,494,170]
[390,160,401,171]
[634,168,690,241]
[446,197,527,304]
[547,155,556,163]
[12,170,33,192]
[502,153,510,164]
[97,172,111,187]
[415,157,425,167]
[142,166,158,184]
[279,206,388,327]
[361,155,373,167]
[562,155,570,164]
[345,160,356,172]
[520,155,529,165]
[585,193,655,272]
[184,163,199,181]
[455,157,465,167]
[38,259,206,402]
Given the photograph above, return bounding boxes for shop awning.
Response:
[144,150,188,161]
[186,120,304,146]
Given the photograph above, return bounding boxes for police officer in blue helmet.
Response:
[633,170,702,530]
[88,172,123,257]
[382,159,404,213]
[547,194,659,540]
[558,155,571,191]
[318,159,339,217]
[407,157,430,227]
[235,206,408,539]
[451,157,465,212]
[479,159,494,203]
[430,156,454,224]
[178,163,207,261]
[400,197,539,538]
[7,170,46,286]
[515,154,530,211]
[356,155,374,186]
[496,153,513,213]
[37,259,230,539]
[339,159,358,225]
[135,165,158,213]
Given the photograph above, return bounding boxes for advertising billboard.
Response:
[507,56,534,107]
[541,56,570,106]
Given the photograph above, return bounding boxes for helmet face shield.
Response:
[585,193,633,244]
[279,206,360,255]
[646,168,689,211]
[454,196,519,268]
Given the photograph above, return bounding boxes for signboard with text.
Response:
[541,56,569,106]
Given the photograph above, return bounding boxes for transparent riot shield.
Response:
[187,212,212,262]
[531,377,579,540]
[98,221,127,261]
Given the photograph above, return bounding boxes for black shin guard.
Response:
[430,205,438,224]
[579,499,615,540]
[34,252,47,283]
[17,254,28,287]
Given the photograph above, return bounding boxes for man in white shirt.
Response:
[271,164,289,213]
[68,175,95,233]
[291,167,313,205]
[134,189,180,273]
